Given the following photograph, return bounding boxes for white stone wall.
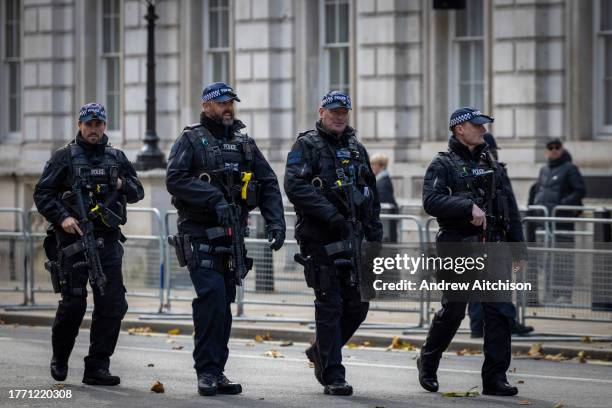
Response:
[234,0,295,171]
[20,0,76,172]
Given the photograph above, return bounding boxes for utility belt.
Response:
[167,231,253,277]
[44,227,122,296]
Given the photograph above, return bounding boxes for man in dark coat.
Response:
[533,138,585,302]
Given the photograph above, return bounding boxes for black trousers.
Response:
[52,240,127,371]
[301,242,369,385]
[420,297,512,385]
[188,238,236,376]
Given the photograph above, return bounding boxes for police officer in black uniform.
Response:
[34,103,144,385]
[417,107,527,396]
[166,82,285,397]
[284,91,382,396]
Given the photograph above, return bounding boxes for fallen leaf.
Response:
[456,348,479,356]
[245,342,255,347]
[544,353,568,362]
[150,380,164,393]
[553,403,564,408]
[167,328,180,335]
[387,336,417,351]
[255,333,273,342]
[147,363,154,367]
[441,386,479,397]
[362,341,371,347]
[172,345,184,350]
[527,343,543,357]
[517,380,525,384]
[128,326,153,335]
[347,342,358,349]
[263,349,284,358]
[577,351,587,364]
[581,336,591,343]
[308,362,314,368]
[518,400,531,405]
[280,340,293,347]
[54,383,65,389]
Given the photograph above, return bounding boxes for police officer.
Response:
[34,103,144,385]
[284,91,382,396]
[166,82,285,397]
[417,107,527,396]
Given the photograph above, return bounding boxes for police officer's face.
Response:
[319,107,349,135]
[78,119,106,144]
[203,100,235,126]
[454,121,486,149]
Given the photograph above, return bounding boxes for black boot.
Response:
[50,356,68,381]
[197,373,218,396]
[82,368,120,386]
[511,321,534,336]
[416,356,439,392]
[483,380,518,396]
[305,344,323,385]
[324,381,353,396]
[217,374,242,395]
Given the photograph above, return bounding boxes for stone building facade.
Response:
[1,0,611,216]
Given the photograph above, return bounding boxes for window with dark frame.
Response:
[323,0,350,95]
[5,0,21,133]
[208,0,230,83]
[102,0,121,131]
[453,0,484,110]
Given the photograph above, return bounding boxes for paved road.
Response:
[0,325,610,408]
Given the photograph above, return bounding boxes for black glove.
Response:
[267,227,285,251]
[214,202,234,227]
[329,213,347,237]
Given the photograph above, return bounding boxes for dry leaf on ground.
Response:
[518,400,531,405]
[172,345,184,350]
[150,380,164,393]
[263,349,284,358]
[167,328,180,335]
[128,327,153,336]
[280,340,293,347]
[441,386,479,398]
[577,351,587,364]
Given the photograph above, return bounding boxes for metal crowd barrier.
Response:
[0,208,28,306]
[520,215,612,323]
[121,207,166,313]
[3,207,166,314]
[3,205,611,327]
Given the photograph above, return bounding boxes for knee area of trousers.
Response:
[60,296,87,313]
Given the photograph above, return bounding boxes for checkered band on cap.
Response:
[202,87,235,102]
[321,92,352,109]
[449,110,483,128]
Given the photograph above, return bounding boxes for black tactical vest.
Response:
[440,149,510,232]
[174,123,257,220]
[65,142,126,229]
[299,130,372,218]
[69,143,120,194]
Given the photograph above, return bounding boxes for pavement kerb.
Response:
[1,311,610,361]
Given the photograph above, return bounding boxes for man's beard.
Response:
[222,115,233,127]
[211,110,234,127]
